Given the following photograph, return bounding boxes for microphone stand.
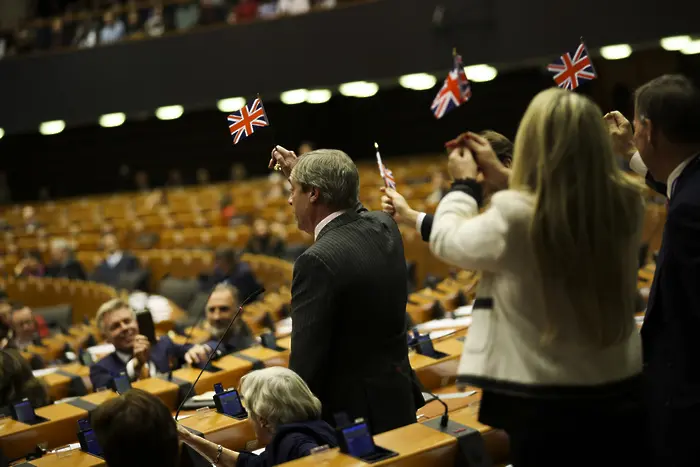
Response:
[174,287,265,421]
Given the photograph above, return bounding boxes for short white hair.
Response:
[50,237,70,251]
[96,298,134,333]
[239,367,321,427]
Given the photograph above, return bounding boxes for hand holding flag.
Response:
[375,142,396,189]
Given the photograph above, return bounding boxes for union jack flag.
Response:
[546,42,597,91]
[382,165,396,190]
[431,54,472,119]
[227,97,269,145]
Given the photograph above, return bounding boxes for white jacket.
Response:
[430,189,642,396]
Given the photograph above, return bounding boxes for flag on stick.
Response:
[431,50,472,119]
[375,142,396,189]
[227,96,270,145]
[546,39,597,91]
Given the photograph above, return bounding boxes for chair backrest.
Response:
[157,277,199,310]
[33,304,73,330]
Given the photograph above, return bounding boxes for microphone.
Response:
[174,287,265,421]
[394,365,449,428]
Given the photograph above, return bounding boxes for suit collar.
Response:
[315,210,360,242]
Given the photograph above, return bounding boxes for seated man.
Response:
[245,218,286,258]
[91,389,179,467]
[183,283,255,365]
[45,238,86,280]
[89,299,192,389]
[10,305,49,349]
[91,233,140,287]
[200,246,262,300]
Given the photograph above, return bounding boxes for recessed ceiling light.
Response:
[399,73,437,90]
[39,120,65,135]
[600,44,632,60]
[155,105,184,120]
[99,112,126,128]
[464,65,498,82]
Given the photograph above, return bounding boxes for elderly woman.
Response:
[177,367,337,466]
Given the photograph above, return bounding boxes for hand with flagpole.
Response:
[269,145,298,178]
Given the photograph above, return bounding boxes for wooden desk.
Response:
[417,385,480,421]
[178,411,256,452]
[80,390,118,406]
[0,403,86,460]
[410,337,462,391]
[281,423,459,467]
[18,450,105,466]
[171,367,225,395]
[132,378,180,410]
[205,356,253,390]
[40,364,91,401]
[238,346,289,367]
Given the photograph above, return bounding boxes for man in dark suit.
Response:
[179,283,255,366]
[381,130,513,242]
[200,247,262,301]
[45,238,86,280]
[269,146,422,434]
[89,298,192,390]
[91,233,140,287]
[606,74,700,466]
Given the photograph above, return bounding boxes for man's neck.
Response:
[309,206,336,234]
[655,145,700,181]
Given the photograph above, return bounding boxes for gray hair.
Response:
[96,298,134,333]
[210,283,239,304]
[239,367,321,427]
[50,237,70,252]
[290,149,359,210]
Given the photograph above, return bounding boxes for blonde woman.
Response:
[430,88,646,466]
[177,367,338,466]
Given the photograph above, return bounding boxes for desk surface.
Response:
[20,450,105,466]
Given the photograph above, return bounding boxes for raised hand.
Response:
[381,187,419,227]
[269,145,298,178]
[603,111,636,161]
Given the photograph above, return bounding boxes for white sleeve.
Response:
[125,358,138,380]
[629,152,648,177]
[415,212,426,232]
[429,191,508,272]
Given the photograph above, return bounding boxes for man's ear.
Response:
[308,187,320,204]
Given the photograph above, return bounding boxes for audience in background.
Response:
[126,10,144,38]
[201,247,262,300]
[175,3,200,30]
[22,206,41,234]
[180,283,254,365]
[10,305,49,349]
[13,249,46,277]
[278,0,311,15]
[92,389,179,467]
[0,349,51,411]
[177,367,338,466]
[245,218,286,257]
[45,238,86,280]
[91,233,140,287]
[235,0,259,22]
[99,9,125,44]
[144,4,165,37]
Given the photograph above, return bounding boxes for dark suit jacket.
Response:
[289,205,422,434]
[202,262,262,301]
[641,155,700,463]
[46,259,86,281]
[204,321,255,355]
[91,252,140,287]
[89,336,188,389]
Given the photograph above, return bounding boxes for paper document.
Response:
[33,367,59,378]
[453,305,473,317]
[191,391,216,402]
[422,391,477,401]
[429,329,456,340]
[417,316,472,332]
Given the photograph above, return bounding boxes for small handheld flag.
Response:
[227,97,270,145]
[374,142,396,189]
[431,51,472,119]
[546,39,597,91]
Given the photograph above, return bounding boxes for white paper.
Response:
[33,367,59,378]
[453,305,473,317]
[429,329,456,341]
[252,447,266,455]
[191,391,216,402]
[417,316,472,332]
[275,317,292,336]
[88,343,116,360]
[422,391,477,401]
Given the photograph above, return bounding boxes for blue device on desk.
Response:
[337,418,398,463]
[214,388,247,419]
[78,418,91,432]
[112,372,131,394]
[78,428,103,457]
[214,383,224,394]
[12,399,36,424]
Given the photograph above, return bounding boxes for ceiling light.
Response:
[155,105,184,120]
[99,112,126,128]
[338,81,379,98]
[217,97,246,112]
[464,64,498,82]
[39,120,65,135]
[660,35,692,51]
[399,73,437,90]
[280,89,308,105]
[600,44,632,60]
[0,128,4,139]
[681,40,700,55]
[306,89,332,104]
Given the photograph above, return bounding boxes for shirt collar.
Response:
[667,153,699,199]
[314,210,346,241]
[115,350,131,363]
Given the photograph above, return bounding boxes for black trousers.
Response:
[479,385,651,467]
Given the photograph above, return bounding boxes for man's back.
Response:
[289,209,418,434]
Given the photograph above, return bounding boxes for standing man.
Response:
[270,146,423,434]
[605,74,700,466]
